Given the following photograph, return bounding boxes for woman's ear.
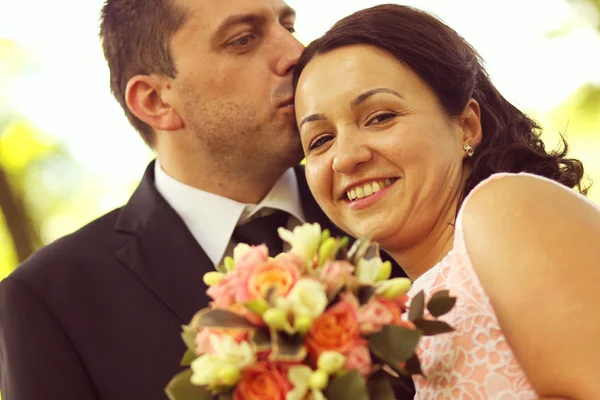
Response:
[125,75,183,132]
[460,98,483,148]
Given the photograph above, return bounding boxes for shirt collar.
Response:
[154,160,305,266]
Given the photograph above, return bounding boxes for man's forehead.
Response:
[183,0,294,28]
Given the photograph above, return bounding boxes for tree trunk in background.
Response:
[0,165,39,264]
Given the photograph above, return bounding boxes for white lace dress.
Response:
[407,173,537,399]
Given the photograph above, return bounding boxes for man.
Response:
[0,0,413,398]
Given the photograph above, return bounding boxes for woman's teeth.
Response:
[346,178,396,201]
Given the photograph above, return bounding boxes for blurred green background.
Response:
[1,0,599,282]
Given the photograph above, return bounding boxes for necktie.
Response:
[232,209,289,257]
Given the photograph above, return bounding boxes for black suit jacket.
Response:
[0,161,414,399]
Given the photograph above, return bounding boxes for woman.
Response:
[293,4,600,399]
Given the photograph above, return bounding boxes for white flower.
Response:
[209,334,256,370]
[190,354,226,386]
[233,243,251,261]
[356,257,384,284]
[278,223,322,262]
[280,278,328,319]
[190,334,256,388]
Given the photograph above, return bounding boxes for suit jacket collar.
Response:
[114,161,211,324]
[112,161,346,324]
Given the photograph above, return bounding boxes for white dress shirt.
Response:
[154,161,306,266]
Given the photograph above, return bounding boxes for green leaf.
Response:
[357,285,376,305]
[165,369,214,400]
[367,370,396,400]
[369,325,422,374]
[214,264,227,274]
[269,331,307,362]
[181,327,198,353]
[407,290,425,322]
[413,319,454,336]
[427,290,456,317]
[250,328,272,352]
[325,370,370,400]
[195,309,257,330]
[180,349,198,367]
[403,354,424,376]
[218,394,233,400]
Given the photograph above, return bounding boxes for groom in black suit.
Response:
[0,0,413,399]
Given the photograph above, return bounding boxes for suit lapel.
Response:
[114,161,212,324]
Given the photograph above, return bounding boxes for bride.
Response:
[292,4,600,399]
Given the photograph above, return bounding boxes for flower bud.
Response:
[317,351,346,374]
[224,256,235,272]
[309,369,329,390]
[378,278,412,299]
[203,271,225,286]
[375,261,392,281]
[263,308,288,330]
[218,364,242,386]
[318,237,338,266]
[294,315,313,335]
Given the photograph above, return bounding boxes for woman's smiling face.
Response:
[295,44,477,251]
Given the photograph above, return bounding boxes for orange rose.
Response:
[306,299,360,363]
[236,259,300,303]
[233,361,291,400]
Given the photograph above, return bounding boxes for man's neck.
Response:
[157,152,287,204]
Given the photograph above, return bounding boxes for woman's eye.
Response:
[366,113,396,126]
[308,135,332,151]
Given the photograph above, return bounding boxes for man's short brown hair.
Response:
[100,0,188,147]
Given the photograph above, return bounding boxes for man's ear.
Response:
[125,75,183,131]
[459,98,483,148]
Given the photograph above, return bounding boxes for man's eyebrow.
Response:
[351,88,404,108]
[280,5,296,20]
[212,13,267,41]
[299,113,327,130]
[212,6,296,42]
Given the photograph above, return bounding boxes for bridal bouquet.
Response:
[166,223,456,400]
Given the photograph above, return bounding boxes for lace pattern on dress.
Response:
[406,173,537,400]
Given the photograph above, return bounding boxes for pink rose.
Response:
[235,245,269,271]
[319,261,355,296]
[344,342,373,377]
[358,299,405,335]
[274,252,307,273]
[207,273,240,308]
[194,328,249,355]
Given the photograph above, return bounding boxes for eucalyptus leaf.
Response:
[196,309,256,330]
[325,370,370,400]
[250,328,272,352]
[363,242,380,260]
[403,354,424,376]
[347,235,373,265]
[367,370,396,400]
[357,285,377,305]
[165,369,214,400]
[407,290,425,322]
[413,319,454,336]
[181,328,198,352]
[427,290,456,317]
[180,349,198,367]
[369,325,422,373]
[269,331,307,362]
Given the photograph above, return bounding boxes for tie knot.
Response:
[232,209,289,257]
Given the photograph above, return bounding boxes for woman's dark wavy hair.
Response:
[293,4,588,201]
